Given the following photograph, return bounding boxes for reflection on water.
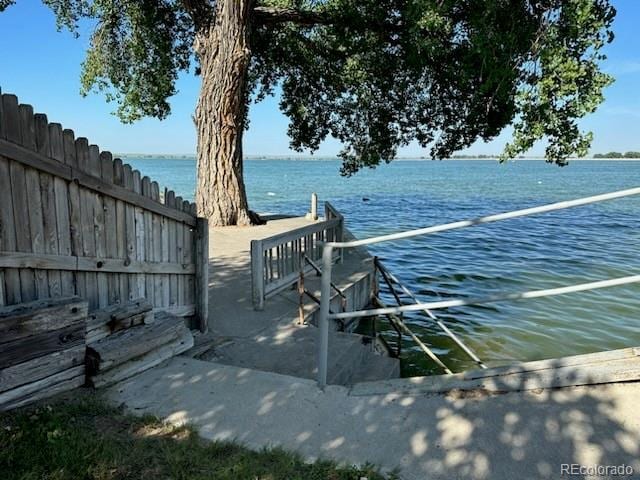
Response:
[125,158,640,375]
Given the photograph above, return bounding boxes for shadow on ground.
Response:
[105,355,640,480]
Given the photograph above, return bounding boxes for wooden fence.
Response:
[0,91,208,331]
[251,202,344,310]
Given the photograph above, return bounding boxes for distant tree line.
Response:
[593,151,640,159]
[450,154,498,159]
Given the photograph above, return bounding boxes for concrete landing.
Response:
[105,356,640,480]
[192,215,399,385]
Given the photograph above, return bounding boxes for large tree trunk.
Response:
[194,0,254,226]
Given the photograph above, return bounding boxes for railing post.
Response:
[251,240,265,310]
[298,269,305,325]
[311,192,318,221]
[336,214,344,264]
[317,244,333,388]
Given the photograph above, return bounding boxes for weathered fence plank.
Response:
[49,123,74,296]
[113,158,127,303]
[35,114,62,298]
[100,151,118,305]
[4,96,36,302]
[151,182,163,307]
[76,138,99,309]
[0,139,196,226]
[21,105,49,300]
[195,218,209,333]
[133,170,146,299]
[123,165,137,300]
[0,92,207,327]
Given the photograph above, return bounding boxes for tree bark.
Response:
[194,0,254,226]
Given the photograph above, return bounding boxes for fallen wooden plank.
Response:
[0,297,88,344]
[0,365,85,411]
[153,305,195,318]
[0,345,85,393]
[89,327,193,389]
[0,322,85,370]
[86,325,111,345]
[86,312,185,374]
[109,311,154,334]
[110,298,152,322]
[86,298,154,334]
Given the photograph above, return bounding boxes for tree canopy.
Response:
[1,0,615,175]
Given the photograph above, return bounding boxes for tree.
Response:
[0,0,616,226]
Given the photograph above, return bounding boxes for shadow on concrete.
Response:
[155,218,640,478]
[106,355,640,480]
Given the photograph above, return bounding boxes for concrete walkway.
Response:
[106,356,640,480]
[191,215,398,383]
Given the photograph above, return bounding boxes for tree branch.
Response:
[252,6,333,26]
[182,0,215,29]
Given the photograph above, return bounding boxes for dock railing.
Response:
[315,186,640,388]
[251,202,344,310]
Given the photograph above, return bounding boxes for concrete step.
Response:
[196,324,399,386]
[346,352,401,385]
[327,334,370,385]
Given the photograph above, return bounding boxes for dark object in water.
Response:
[362,197,370,202]
[249,210,266,225]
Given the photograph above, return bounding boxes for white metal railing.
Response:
[251,202,344,310]
[316,186,640,388]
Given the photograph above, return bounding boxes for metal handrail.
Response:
[373,296,452,374]
[374,257,487,370]
[330,273,640,320]
[324,186,640,249]
[316,187,640,388]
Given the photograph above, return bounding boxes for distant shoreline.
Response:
[116,154,640,162]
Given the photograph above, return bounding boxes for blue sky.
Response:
[0,1,639,157]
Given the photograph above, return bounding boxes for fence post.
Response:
[195,217,209,333]
[317,244,333,388]
[251,239,265,310]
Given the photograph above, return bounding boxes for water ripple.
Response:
[126,158,640,375]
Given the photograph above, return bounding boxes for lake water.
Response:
[125,158,640,375]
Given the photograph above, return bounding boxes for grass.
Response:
[0,393,391,480]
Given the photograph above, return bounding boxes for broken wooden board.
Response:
[0,296,87,344]
[86,311,184,374]
[0,345,85,393]
[0,366,85,411]
[0,322,85,370]
[89,327,193,389]
[86,297,154,343]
